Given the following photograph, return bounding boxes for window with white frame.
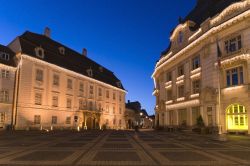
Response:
[66,98,72,108]
[225,35,242,54]
[66,117,71,124]
[192,80,200,94]
[0,90,9,102]
[34,115,41,124]
[35,92,42,105]
[67,79,72,89]
[177,85,184,98]
[52,96,58,107]
[226,66,243,87]
[36,69,43,82]
[192,56,200,70]
[53,74,59,86]
[177,65,184,76]
[51,116,57,124]
[0,52,10,61]
[1,70,9,78]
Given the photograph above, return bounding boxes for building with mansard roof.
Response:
[0,28,126,130]
[152,0,250,134]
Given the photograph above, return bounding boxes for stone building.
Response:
[152,0,250,134]
[0,28,126,130]
[0,45,17,129]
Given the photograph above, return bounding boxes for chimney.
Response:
[82,48,87,57]
[44,27,51,38]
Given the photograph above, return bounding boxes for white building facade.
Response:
[0,29,126,130]
[152,0,250,134]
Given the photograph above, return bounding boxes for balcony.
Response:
[190,67,201,80]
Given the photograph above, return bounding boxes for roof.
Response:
[126,101,141,112]
[0,44,17,67]
[18,31,125,90]
[184,0,241,31]
[160,0,241,58]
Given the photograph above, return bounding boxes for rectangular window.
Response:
[79,99,87,109]
[35,93,42,105]
[178,65,184,76]
[192,80,200,94]
[225,35,242,54]
[113,119,116,125]
[53,74,59,86]
[36,69,43,82]
[79,82,84,92]
[167,89,172,101]
[166,71,172,82]
[119,107,122,114]
[192,56,200,70]
[0,113,5,123]
[66,98,72,108]
[51,116,57,124]
[52,96,58,107]
[106,90,109,98]
[66,117,71,124]
[1,70,9,78]
[226,66,243,87]
[178,85,184,98]
[113,92,116,100]
[67,79,72,89]
[119,119,122,125]
[89,85,94,95]
[0,90,9,102]
[113,106,115,114]
[119,94,122,102]
[34,115,41,124]
[106,105,109,113]
[0,52,10,61]
[98,88,102,96]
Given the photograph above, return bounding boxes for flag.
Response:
[217,39,222,67]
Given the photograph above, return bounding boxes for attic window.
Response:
[0,52,10,61]
[99,66,103,72]
[58,47,65,55]
[87,68,93,77]
[35,47,44,59]
[116,81,121,88]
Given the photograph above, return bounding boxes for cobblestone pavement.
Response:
[0,130,250,166]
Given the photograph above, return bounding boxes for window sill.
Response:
[190,93,199,98]
[165,100,173,105]
[176,97,185,102]
[176,75,184,81]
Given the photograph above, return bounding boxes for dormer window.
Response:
[35,47,44,59]
[178,31,183,44]
[99,66,103,72]
[58,47,65,55]
[0,52,10,61]
[116,81,121,88]
[87,68,93,77]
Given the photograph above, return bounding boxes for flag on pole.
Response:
[217,39,222,67]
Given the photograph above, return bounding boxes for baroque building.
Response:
[152,0,250,134]
[0,28,126,130]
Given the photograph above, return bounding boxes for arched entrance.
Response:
[86,117,92,129]
[226,104,248,131]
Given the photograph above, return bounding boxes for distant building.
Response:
[0,28,127,130]
[0,45,17,129]
[152,0,250,134]
[125,100,153,129]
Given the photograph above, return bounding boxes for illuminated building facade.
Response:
[0,45,17,129]
[0,28,126,130]
[152,0,250,134]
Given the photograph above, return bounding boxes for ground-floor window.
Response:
[66,117,71,124]
[178,109,187,126]
[207,107,213,126]
[0,113,5,123]
[34,115,41,124]
[227,104,248,130]
[52,116,57,124]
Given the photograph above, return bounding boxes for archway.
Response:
[86,117,92,129]
[226,104,248,131]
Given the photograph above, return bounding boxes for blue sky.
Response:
[0,0,196,115]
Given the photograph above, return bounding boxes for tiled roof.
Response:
[0,44,17,67]
[18,31,125,90]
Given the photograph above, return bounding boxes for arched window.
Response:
[58,47,65,55]
[226,104,248,131]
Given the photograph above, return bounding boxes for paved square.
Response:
[0,130,248,165]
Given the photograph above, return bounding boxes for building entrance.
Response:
[226,104,248,131]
